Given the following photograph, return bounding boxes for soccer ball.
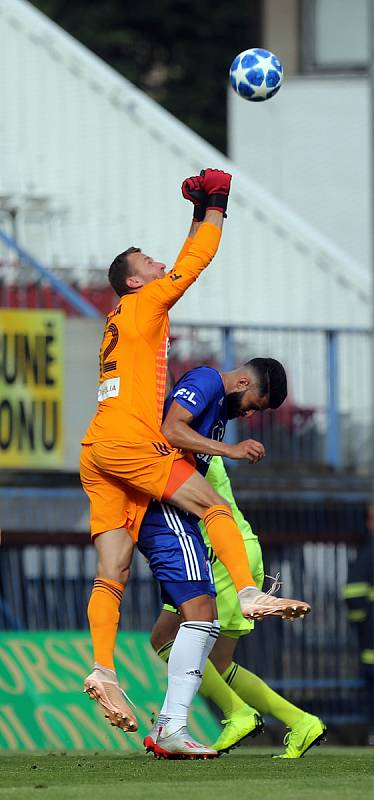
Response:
[229,48,283,102]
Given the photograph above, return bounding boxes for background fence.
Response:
[1,495,371,730]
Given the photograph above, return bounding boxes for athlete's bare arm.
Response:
[181,211,223,242]
[161,402,265,464]
[187,219,203,239]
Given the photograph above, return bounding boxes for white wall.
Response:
[228,76,371,273]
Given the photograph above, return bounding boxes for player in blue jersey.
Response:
[137,360,311,759]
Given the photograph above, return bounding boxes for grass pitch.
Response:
[0,748,373,800]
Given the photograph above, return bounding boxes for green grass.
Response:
[0,749,373,800]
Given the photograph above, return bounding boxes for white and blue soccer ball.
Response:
[229,48,283,102]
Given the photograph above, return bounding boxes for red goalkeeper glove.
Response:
[199,168,232,214]
[181,175,207,221]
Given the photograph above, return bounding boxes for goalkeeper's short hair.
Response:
[108,246,141,297]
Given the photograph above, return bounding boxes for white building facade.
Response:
[0,0,370,329]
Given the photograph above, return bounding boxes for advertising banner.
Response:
[0,309,64,468]
[0,632,220,751]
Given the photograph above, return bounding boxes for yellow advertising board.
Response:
[0,309,64,468]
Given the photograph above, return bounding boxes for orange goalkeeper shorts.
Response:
[80,440,195,541]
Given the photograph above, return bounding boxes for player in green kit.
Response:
[151,456,326,758]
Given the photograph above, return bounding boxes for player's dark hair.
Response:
[246,357,287,409]
[108,247,141,297]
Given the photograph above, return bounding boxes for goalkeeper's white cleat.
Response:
[153,725,218,760]
[238,575,311,621]
[84,665,138,732]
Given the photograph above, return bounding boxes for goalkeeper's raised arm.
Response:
[139,168,232,316]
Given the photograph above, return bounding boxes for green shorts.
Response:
[163,536,264,639]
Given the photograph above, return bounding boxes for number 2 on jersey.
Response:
[100,322,119,379]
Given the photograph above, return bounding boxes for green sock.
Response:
[156,642,250,719]
[200,658,250,718]
[222,662,304,728]
[157,640,174,663]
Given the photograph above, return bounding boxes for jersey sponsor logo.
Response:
[196,419,225,466]
[211,420,225,441]
[196,452,212,466]
[173,387,198,405]
[98,376,120,401]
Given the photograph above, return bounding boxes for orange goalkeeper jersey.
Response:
[82,222,221,445]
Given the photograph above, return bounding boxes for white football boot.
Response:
[154,725,218,760]
[143,715,165,754]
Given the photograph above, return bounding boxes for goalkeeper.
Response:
[150,455,326,759]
